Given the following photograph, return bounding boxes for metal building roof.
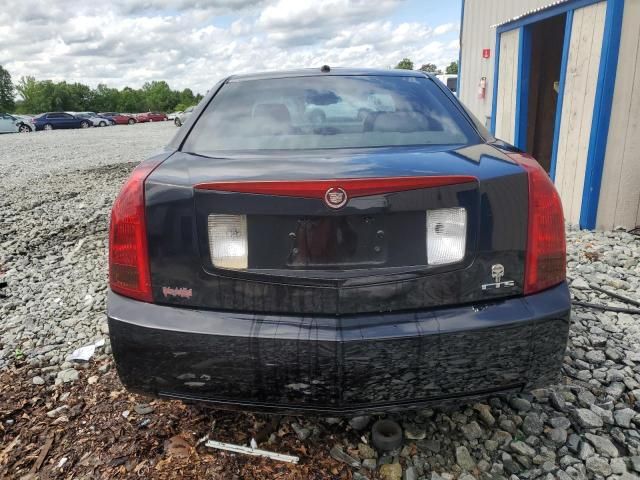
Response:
[490,0,570,28]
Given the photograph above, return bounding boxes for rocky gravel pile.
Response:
[1,125,640,479]
[0,122,175,373]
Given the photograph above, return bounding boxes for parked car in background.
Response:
[88,112,116,126]
[32,112,91,131]
[108,68,569,413]
[70,112,113,127]
[436,74,458,95]
[0,113,33,133]
[136,112,168,123]
[174,106,195,126]
[14,114,34,124]
[100,112,136,125]
[167,111,182,121]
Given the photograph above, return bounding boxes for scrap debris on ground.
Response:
[0,359,350,479]
[2,123,640,479]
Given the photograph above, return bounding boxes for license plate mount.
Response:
[287,215,388,267]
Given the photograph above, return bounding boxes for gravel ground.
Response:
[0,121,174,188]
[1,125,640,479]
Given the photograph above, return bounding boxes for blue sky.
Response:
[391,0,461,26]
[0,0,462,93]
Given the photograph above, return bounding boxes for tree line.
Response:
[0,60,458,114]
[395,58,458,75]
[0,65,203,114]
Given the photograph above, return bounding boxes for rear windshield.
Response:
[183,75,475,152]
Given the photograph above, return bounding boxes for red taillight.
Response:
[508,153,566,295]
[108,160,161,302]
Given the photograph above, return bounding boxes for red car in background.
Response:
[100,112,136,125]
[136,112,168,123]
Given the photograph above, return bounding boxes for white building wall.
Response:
[459,0,557,126]
[596,0,640,230]
[493,29,520,144]
[554,1,607,225]
[461,0,640,230]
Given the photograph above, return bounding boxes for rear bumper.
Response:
[108,283,571,414]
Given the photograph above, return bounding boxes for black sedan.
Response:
[107,67,569,414]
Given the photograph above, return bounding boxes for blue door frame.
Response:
[491,0,625,229]
[513,26,532,152]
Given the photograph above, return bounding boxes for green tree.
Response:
[179,88,196,107]
[419,63,441,74]
[15,76,38,113]
[0,65,15,112]
[142,80,178,111]
[16,77,55,113]
[66,82,94,111]
[445,61,459,74]
[93,84,120,112]
[395,58,414,70]
[13,74,204,114]
[51,82,69,111]
[118,87,145,113]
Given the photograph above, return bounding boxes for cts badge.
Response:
[324,187,348,209]
[482,263,514,291]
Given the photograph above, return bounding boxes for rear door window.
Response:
[183,75,477,153]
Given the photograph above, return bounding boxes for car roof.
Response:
[227,67,430,83]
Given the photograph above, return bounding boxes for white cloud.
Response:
[257,0,402,45]
[433,22,456,36]
[0,0,460,95]
[230,19,252,36]
[116,0,265,13]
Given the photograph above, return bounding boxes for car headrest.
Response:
[365,111,432,133]
[253,103,291,124]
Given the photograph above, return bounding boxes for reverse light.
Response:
[426,207,467,265]
[208,215,248,269]
[108,160,161,302]
[509,153,566,295]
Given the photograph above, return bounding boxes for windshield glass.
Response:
[183,75,475,152]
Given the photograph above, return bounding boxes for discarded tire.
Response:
[371,419,402,452]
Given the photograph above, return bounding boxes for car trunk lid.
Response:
[144,144,528,314]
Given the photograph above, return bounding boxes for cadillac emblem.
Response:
[324,186,348,209]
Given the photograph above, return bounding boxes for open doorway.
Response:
[524,14,566,172]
